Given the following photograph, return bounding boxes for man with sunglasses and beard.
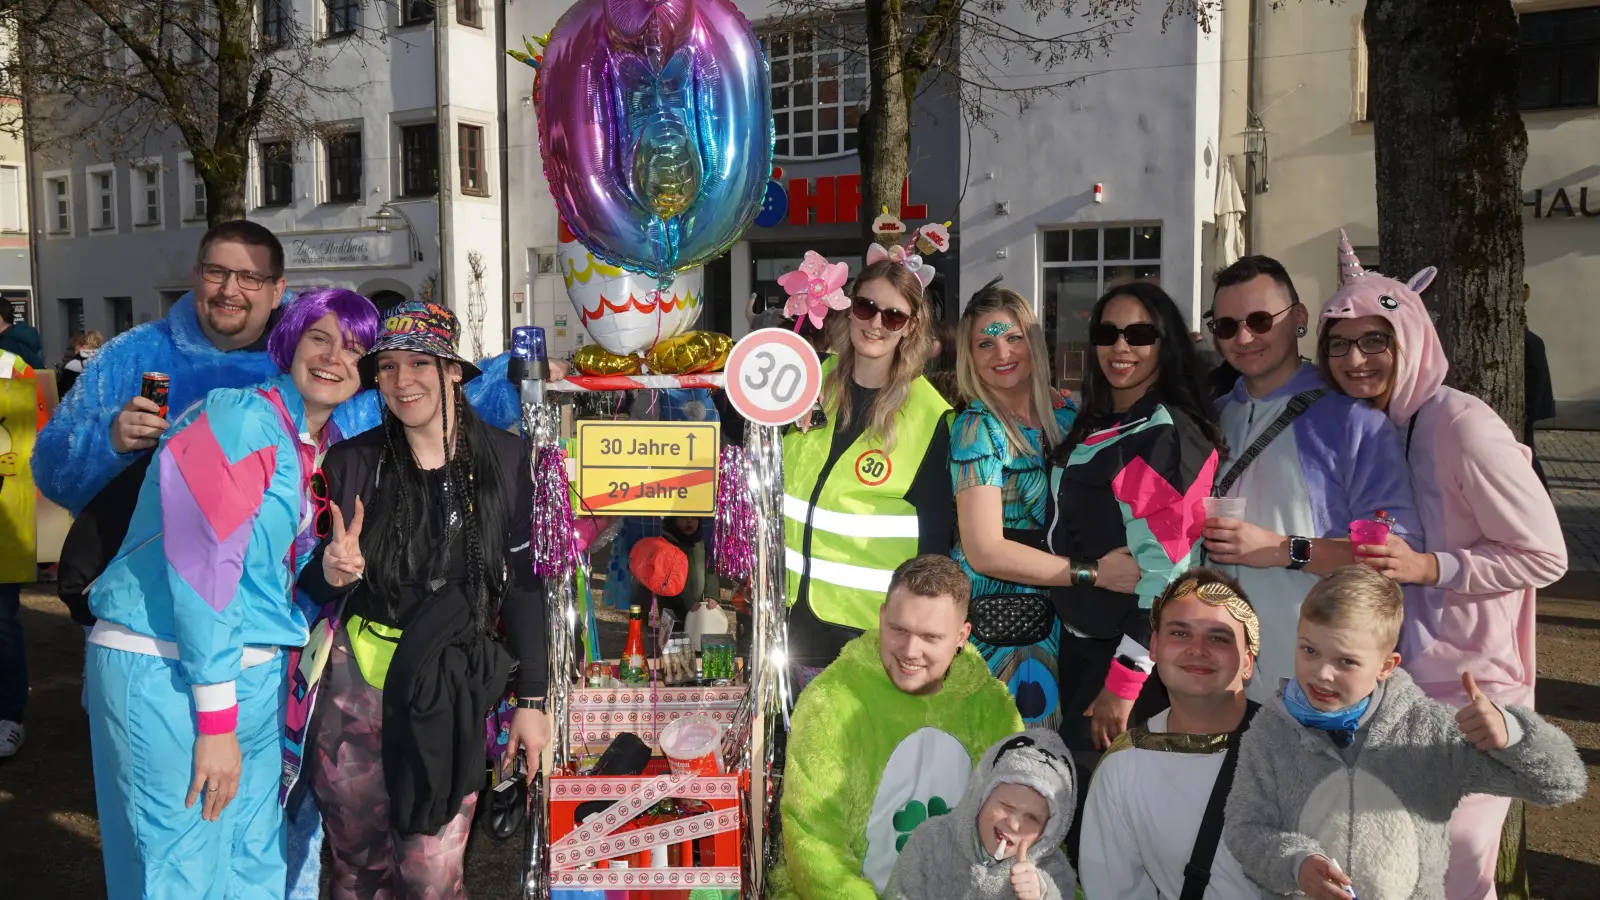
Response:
[1200,256,1418,701]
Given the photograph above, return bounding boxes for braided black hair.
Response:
[361,358,510,632]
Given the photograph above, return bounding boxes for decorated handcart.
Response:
[504,0,826,893]
[509,321,821,899]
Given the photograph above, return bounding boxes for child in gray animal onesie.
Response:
[887,729,1077,900]
[1224,566,1586,900]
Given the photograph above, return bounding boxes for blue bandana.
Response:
[1283,680,1369,746]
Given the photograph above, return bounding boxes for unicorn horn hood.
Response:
[1318,230,1447,426]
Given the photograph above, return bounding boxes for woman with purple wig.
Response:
[84,288,380,899]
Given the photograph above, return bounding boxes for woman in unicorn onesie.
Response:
[1315,234,1567,900]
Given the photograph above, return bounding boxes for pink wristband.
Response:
[197,705,239,735]
[1104,660,1149,701]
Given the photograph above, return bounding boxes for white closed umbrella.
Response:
[1214,158,1246,267]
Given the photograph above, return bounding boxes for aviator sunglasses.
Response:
[1206,305,1294,340]
[1089,322,1163,347]
[850,295,914,332]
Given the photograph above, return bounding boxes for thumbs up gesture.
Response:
[1455,671,1510,751]
[322,497,366,589]
[1010,838,1043,900]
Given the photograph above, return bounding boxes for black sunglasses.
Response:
[850,295,913,332]
[1325,332,1393,358]
[1206,306,1293,340]
[1089,322,1162,347]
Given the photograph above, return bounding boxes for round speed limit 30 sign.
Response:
[725,328,823,427]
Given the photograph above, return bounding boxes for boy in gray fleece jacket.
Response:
[1224,566,1586,900]
[887,729,1077,900]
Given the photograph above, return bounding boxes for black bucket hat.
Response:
[358,300,482,386]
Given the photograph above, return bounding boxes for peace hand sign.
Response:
[323,497,366,589]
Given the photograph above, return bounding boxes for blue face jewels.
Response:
[982,321,1014,338]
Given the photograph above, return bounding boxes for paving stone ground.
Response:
[1539,430,1600,573]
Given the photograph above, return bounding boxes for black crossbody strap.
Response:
[1179,700,1261,900]
[1405,413,1419,462]
[1213,390,1326,498]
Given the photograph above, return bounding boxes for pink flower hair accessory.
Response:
[779,250,851,332]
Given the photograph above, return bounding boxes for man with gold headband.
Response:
[1079,568,1268,900]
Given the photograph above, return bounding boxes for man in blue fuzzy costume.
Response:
[34,220,520,513]
[33,219,521,900]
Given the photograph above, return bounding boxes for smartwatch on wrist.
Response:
[1287,536,1312,571]
[514,697,547,712]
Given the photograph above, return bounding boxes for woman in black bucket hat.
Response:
[297,300,548,898]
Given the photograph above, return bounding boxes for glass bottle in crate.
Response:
[620,604,647,684]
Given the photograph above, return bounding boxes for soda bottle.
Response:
[620,605,647,684]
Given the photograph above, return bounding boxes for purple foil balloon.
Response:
[538,0,774,282]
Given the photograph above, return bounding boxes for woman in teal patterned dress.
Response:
[951,281,1138,728]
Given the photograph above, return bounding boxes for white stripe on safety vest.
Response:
[783,494,920,539]
[785,547,895,594]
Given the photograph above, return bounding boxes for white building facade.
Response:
[506,1,1223,387]
[30,0,513,362]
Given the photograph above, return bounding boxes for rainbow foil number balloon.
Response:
[538,0,773,282]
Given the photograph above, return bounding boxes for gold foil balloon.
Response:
[645,331,733,374]
[573,344,642,376]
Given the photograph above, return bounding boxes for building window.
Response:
[458,124,487,196]
[325,0,357,37]
[401,123,439,197]
[61,298,84,336]
[1040,225,1162,387]
[48,177,70,233]
[262,0,290,48]
[137,166,161,225]
[184,158,208,221]
[763,30,866,158]
[401,0,434,26]
[260,141,293,207]
[326,131,362,203]
[1520,7,1600,110]
[457,0,481,28]
[106,296,134,335]
[0,165,23,233]
[92,170,115,230]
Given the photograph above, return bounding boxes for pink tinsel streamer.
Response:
[531,445,579,578]
[714,445,757,584]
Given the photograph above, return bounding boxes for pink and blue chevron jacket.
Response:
[89,374,324,734]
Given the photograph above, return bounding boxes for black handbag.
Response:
[969,592,1056,647]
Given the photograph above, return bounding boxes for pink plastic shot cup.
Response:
[1349,519,1391,558]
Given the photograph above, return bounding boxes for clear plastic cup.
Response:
[1203,497,1247,521]
[660,714,724,777]
[1350,519,1391,557]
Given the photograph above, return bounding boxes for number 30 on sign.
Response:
[724,328,823,427]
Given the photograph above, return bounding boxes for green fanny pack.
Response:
[346,614,404,690]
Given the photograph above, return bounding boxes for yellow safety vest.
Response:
[783,359,951,631]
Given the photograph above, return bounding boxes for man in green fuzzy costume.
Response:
[772,555,1025,899]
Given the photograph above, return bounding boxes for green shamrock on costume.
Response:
[892,795,952,851]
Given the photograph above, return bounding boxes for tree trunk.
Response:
[861,0,911,245]
[207,0,258,225]
[1365,0,1527,430]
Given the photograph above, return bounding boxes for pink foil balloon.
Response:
[538,0,773,283]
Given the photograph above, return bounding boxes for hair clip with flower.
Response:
[779,250,851,332]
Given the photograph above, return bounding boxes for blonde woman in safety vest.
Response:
[784,257,954,680]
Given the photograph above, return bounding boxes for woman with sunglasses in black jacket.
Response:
[1041,282,1229,853]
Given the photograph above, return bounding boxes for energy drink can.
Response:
[141,372,170,418]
